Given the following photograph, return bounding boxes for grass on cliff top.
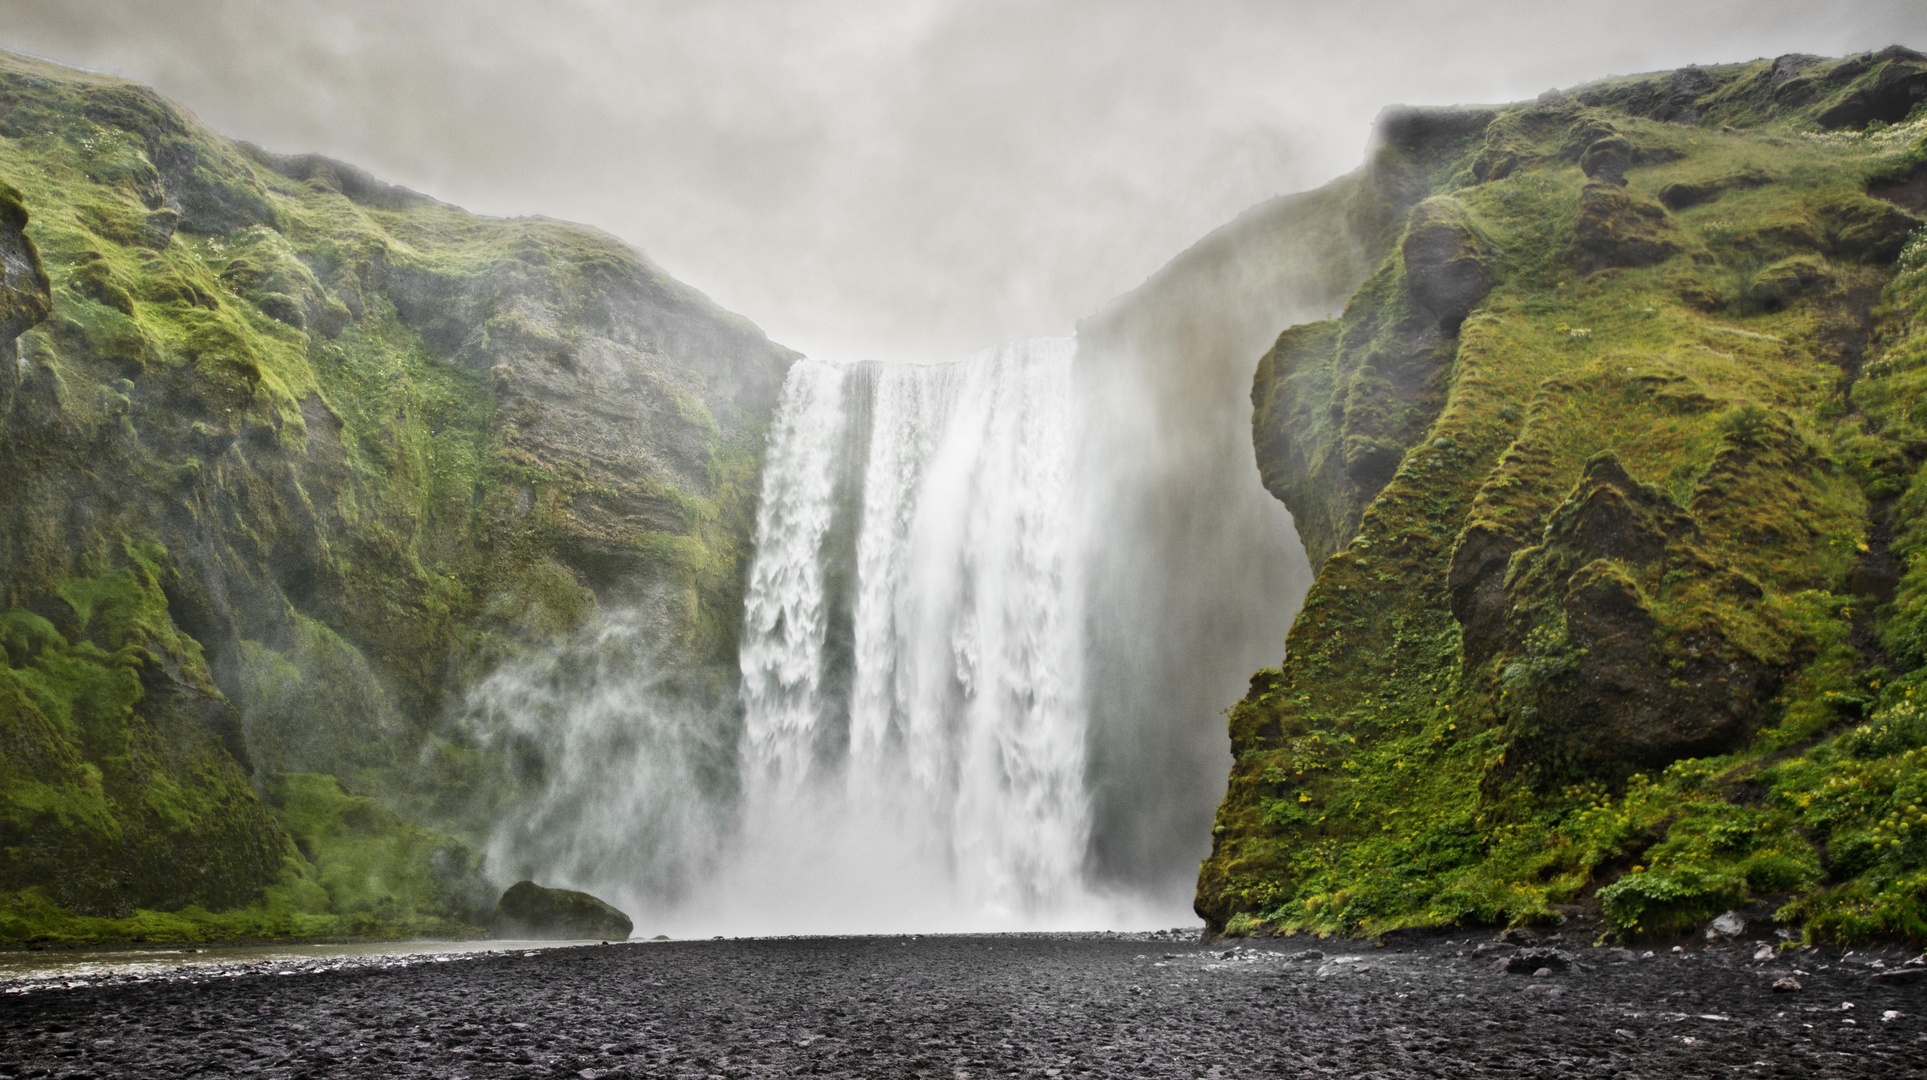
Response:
[1211,97,1927,943]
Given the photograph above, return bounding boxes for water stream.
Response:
[731,340,1093,927]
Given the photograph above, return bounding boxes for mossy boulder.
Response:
[1579,136,1633,186]
[490,879,632,941]
[1572,182,1680,275]
[1401,196,1491,329]
[1506,455,1779,766]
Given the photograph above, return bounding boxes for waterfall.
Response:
[471,306,1311,934]
[730,339,1093,926]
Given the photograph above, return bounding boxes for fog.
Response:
[6,0,1922,364]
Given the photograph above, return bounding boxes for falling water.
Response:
[474,291,1317,932]
[729,339,1093,927]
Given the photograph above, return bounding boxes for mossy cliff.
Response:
[1201,47,1927,943]
[0,50,792,943]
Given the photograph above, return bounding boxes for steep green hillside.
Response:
[1201,47,1927,943]
[0,50,792,944]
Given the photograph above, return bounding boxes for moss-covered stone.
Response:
[1206,49,1927,945]
[490,879,631,940]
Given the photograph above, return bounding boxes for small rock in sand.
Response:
[1872,967,1927,984]
[1502,948,1572,975]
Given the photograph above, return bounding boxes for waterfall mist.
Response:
[464,178,1381,936]
[462,610,739,911]
[1073,186,1377,910]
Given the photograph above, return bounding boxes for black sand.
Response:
[2,932,1923,1078]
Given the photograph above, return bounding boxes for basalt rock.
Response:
[1446,521,1517,666]
[1501,947,1573,974]
[491,880,634,941]
[1815,48,1927,129]
[0,181,50,381]
[1572,182,1679,275]
[1401,197,1491,330]
[1657,168,1772,211]
[1579,136,1632,186]
[1494,454,1777,767]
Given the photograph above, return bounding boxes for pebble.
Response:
[1,934,1920,1078]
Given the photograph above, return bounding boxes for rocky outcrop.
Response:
[1401,197,1491,330]
[1205,48,1927,942]
[0,49,792,939]
[1499,455,1778,766]
[0,181,49,384]
[1249,110,1499,567]
[491,880,633,940]
[1571,183,1679,275]
[1813,46,1927,129]
[1578,136,1632,186]
[1657,168,1772,211]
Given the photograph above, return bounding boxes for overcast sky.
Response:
[4,1,1924,362]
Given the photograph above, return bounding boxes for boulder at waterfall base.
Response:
[490,881,633,941]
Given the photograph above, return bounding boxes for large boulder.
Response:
[1572,182,1679,274]
[1401,196,1491,329]
[490,880,634,941]
[1488,454,1780,767]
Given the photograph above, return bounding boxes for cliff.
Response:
[0,50,793,943]
[1201,47,1927,943]
[1067,104,1495,902]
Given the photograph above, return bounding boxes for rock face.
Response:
[1249,108,1499,566]
[491,880,633,940]
[1495,454,1777,767]
[1203,48,1927,945]
[0,49,792,940]
[0,181,49,371]
[1571,182,1679,274]
[1401,197,1491,330]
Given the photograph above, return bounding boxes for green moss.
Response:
[262,773,488,926]
[0,48,789,939]
[0,541,284,927]
[1206,59,1927,943]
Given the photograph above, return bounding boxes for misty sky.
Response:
[5,1,1924,362]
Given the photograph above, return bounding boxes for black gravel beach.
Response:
[2,931,1924,1078]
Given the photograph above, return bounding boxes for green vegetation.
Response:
[1204,48,1927,944]
[0,772,486,946]
[0,49,790,943]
